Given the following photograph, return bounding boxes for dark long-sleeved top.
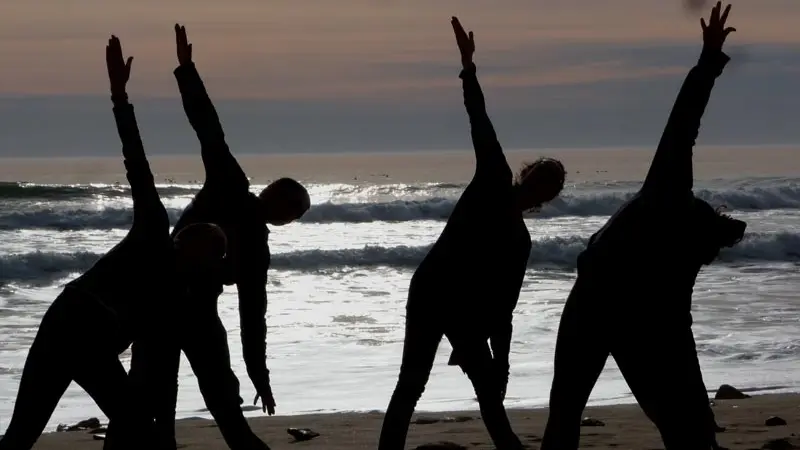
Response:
[67,96,173,350]
[413,64,531,354]
[578,49,730,309]
[171,63,270,379]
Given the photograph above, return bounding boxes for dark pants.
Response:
[124,307,181,450]
[144,301,269,450]
[378,284,523,450]
[0,288,150,450]
[541,277,718,450]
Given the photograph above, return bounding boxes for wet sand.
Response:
[32,393,800,449]
[1,145,799,185]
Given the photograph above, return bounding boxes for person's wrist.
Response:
[249,366,270,379]
[460,61,477,76]
[110,90,128,103]
[698,46,730,72]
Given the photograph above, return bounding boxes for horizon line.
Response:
[0,144,798,162]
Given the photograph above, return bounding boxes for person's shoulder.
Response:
[243,192,265,221]
[234,193,268,239]
[475,157,513,182]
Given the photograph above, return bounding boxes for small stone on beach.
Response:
[414,443,468,450]
[765,416,788,426]
[580,417,606,427]
[441,416,476,423]
[412,417,441,425]
[715,384,751,400]
[287,427,320,441]
[56,417,102,432]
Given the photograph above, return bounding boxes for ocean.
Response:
[1,169,800,432]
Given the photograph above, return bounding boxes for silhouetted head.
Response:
[691,198,747,265]
[258,178,311,226]
[173,223,228,276]
[514,157,567,211]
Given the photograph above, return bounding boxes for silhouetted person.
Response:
[142,25,311,450]
[378,17,566,450]
[541,4,746,450]
[0,36,227,450]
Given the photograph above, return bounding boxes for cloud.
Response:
[0,0,799,98]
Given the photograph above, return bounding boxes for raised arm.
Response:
[108,34,176,445]
[172,24,248,191]
[641,2,735,203]
[106,36,166,231]
[452,17,509,176]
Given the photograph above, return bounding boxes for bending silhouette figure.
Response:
[136,25,311,450]
[377,17,566,450]
[0,36,227,450]
[541,4,746,450]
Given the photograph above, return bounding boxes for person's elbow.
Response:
[237,284,267,324]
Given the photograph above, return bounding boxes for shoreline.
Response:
[1,146,800,185]
[32,392,800,449]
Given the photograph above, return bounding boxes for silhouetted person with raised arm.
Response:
[378,17,566,450]
[143,25,311,450]
[541,3,746,450]
[0,36,227,450]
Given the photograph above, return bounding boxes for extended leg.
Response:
[613,326,713,450]
[127,324,181,450]
[682,330,724,449]
[183,312,269,450]
[0,304,72,450]
[448,329,522,450]
[378,300,444,450]
[540,279,609,450]
[74,355,151,450]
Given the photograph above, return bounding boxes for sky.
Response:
[0,0,799,156]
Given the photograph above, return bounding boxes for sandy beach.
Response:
[30,393,800,449]
[1,146,800,185]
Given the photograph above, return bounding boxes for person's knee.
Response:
[463,360,495,386]
[394,368,429,399]
[195,365,241,401]
[203,389,244,414]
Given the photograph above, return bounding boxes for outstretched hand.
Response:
[106,35,133,97]
[175,24,193,66]
[252,371,276,416]
[701,1,735,52]
[451,16,475,68]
